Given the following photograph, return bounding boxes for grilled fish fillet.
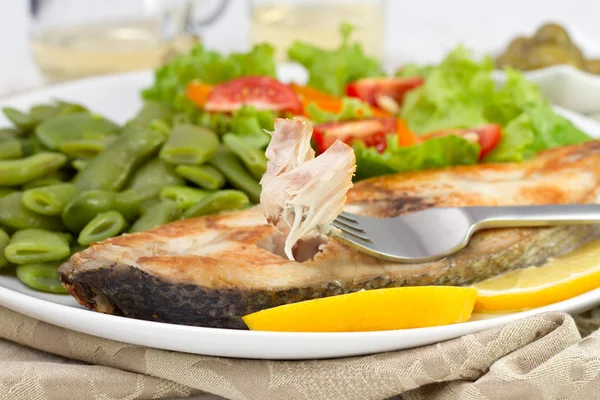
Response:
[60,141,600,329]
[260,118,355,260]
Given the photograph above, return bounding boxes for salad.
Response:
[145,24,591,181]
[0,24,592,294]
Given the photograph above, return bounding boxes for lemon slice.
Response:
[474,239,600,312]
[242,286,477,332]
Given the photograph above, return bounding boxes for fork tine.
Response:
[332,218,366,233]
[336,230,373,246]
[331,220,372,242]
[338,211,358,223]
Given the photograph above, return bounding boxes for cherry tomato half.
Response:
[313,118,397,154]
[204,76,303,114]
[346,76,424,107]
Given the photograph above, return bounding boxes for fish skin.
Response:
[60,141,600,329]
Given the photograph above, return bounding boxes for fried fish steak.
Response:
[60,141,600,329]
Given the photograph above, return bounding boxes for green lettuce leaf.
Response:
[484,113,536,163]
[306,97,372,124]
[484,69,545,125]
[354,134,480,180]
[401,47,495,134]
[229,107,276,148]
[526,105,590,151]
[484,105,590,163]
[398,46,591,170]
[288,23,384,96]
[142,43,276,111]
[396,63,434,79]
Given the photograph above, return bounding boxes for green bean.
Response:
[0,152,67,187]
[5,229,71,264]
[2,103,84,137]
[0,137,46,160]
[0,127,20,139]
[0,229,9,268]
[183,190,249,219]
[23,183,78,216]
[3,107,35,131]
[129,200,181,233]
[28,105,62,125]
[73,125,168,192]
[21,169,72,190]
[0,138,23,160]
[222,133,268,180]
[175,164,225,190]
[77,211,126,245]
[62,189,140,233]
[22,178,62,190]
[35,113,119,150]
[0,188,16,198]
[126,159,184,202]
[19,137,44,156]
[16,261,67,293]
[54,100,88,115]
[0,192,64,232]
[139,198,160,214]
[71,159,87,171]
[159,186,210,211]
[209,145,261,203]
[58,138,111,159]
[160,124,219,165]
[126,101,173,129]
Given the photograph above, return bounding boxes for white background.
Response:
[1,0,600,96]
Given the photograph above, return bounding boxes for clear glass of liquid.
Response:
[29,0,229,82]
[251,0,385,61]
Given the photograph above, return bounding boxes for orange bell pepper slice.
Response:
[396,118,418,147]
[290,83,392,118]
[186,81,214,107]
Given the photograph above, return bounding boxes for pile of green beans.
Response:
[0,100,268,293]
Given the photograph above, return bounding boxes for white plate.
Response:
[1,69,600,360]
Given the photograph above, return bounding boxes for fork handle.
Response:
[466,205,600,228]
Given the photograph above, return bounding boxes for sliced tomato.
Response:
[420,124,502,160]
[346,76,425,108]
[313,118,397,154]
[204,76,302,114]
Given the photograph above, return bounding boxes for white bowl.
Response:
[493,66,600,115]
[492,24,600,115]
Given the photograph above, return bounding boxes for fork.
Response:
[331,205,600,263]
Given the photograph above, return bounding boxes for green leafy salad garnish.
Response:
[142,43,277,113]
[288,23,385,96]
[401,47,590,163]
[140,27,592,180]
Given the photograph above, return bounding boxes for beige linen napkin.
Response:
[2,305,600,400]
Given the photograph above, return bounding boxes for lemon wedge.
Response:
[474,239,600,312]
[242,286,477,332]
